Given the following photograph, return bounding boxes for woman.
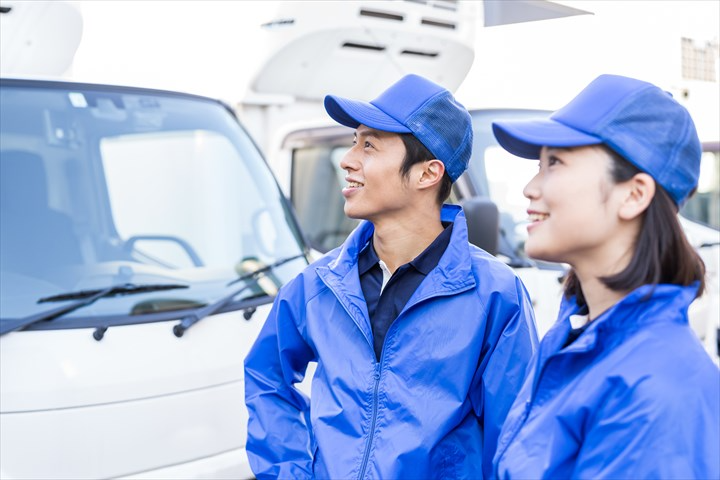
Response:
[491,74,719,479]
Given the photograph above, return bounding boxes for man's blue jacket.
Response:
[244,205,538,479]
[493,283,720,479]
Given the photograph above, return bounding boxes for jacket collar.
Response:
[326,204,474,288]
[530,282,700,402]
[316,205,477,341]
[541,282,700,359]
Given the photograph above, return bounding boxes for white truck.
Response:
[239,1,719,350]
[0,79,311,480]
[0,77,313,480]
[1,4,311,479]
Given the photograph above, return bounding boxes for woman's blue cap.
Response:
[492,74,701,206]
[324,74,473,182]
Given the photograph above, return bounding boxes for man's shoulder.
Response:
[277,247,342,297]
[306,245,343,270]
[466,242,518,278]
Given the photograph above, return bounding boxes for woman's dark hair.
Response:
[564,145,706,305]
[398,133,453,205]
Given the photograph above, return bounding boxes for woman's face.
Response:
[522,146,632,269]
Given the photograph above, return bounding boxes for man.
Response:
[244,74,538,479]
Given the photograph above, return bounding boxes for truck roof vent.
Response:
[400,49,439,58]
[359,9,404,21]
[403,0,458,11]
[432,0,458,11]
[261,18,295,29]
[342,42,386,52]
[421,18,456,29]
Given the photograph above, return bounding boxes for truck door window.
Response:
[681,147,719,229]
[484,146,538,230]
[291,145,359,252]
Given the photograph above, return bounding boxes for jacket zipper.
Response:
[319,272,474,478]
[355,294,461,479]
[358,362,381,479]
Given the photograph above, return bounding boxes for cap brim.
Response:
[492,119,602,159]
[324,95,411,133]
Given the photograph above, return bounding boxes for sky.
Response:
[461,1,719,105]
[69,0,720,139]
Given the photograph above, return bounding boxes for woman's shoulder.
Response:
[598,324,719,402]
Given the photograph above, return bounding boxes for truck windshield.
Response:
[0,80,306,328]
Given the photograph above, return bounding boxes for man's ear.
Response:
[618,172,656,220]
[416,159,445,191]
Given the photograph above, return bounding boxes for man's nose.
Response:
[339,146,360,171]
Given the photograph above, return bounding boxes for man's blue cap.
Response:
[492,74,701,206]
[324,74,473,182]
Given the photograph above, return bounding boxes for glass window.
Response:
[0,81,306,324]
[291,145,359,252]
[681,146,720,229]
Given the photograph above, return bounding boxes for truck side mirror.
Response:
[461,197,500,256]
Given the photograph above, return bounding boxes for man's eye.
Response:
[364,141,373,148]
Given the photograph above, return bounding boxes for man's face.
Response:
[339,124,411,223]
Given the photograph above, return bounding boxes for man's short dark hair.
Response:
[398,133,453,205]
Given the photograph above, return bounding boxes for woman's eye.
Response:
[548,155,561,166]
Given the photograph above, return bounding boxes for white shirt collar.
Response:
[569,313,589,329]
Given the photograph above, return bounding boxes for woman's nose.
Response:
[523,172,541,200]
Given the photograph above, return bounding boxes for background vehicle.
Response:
[0,78,308,479]
[681,141,720,361]
[239,1,720,354]
[239,0,591,336]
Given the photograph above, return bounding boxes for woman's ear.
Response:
[416,159,445,191]
[618,172,656,220]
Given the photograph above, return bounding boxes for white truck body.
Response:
[0,77,309,480]
[239,1,719,354]
[0,4,309,477]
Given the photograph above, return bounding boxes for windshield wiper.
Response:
[0,283,188,336]
[173,253,306,337]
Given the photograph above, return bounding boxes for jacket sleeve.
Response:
[244,282,317,480]
[470,276,538,479]
[571,376,720,480]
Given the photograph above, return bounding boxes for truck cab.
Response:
[241,1,720,355]
[0,78,308,479]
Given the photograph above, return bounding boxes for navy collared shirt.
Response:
[358,223,454,361]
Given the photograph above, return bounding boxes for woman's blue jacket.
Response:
[494,283,720,479]
[244,205,538,479]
